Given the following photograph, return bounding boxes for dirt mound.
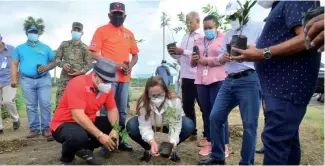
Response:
[0,139,30,153]
[229,124,243,140]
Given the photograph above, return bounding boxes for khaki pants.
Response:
[0,85,19,130]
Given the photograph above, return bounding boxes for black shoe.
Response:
[255,146,264,154]
[0,129,3,135]
[100,146,111,158]
[140,150,151,162]
[199,158,225,165]
[76,149,101,165]
[118,142,133,151]
[13,120,20,130]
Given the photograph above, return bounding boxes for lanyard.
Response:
[203,37,216,57]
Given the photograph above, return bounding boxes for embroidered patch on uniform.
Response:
[124,33,130,39]
[90,42,96,48]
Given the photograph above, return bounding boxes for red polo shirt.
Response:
[50,74,116,132]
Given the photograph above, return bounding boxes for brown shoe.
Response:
[42,129,54,141]
[26,130,40,138]
[186,135,198,142]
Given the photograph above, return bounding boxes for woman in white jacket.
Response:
[126,76,194,162]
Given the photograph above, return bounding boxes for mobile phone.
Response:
[193,46,199,55]
[37,64,42,73]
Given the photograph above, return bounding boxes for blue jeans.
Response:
[262,96,307,165]
[197,81,229,143]
[20,74,52,131]
[126,116,194,150]
[100,82,129,129]
[210,73,261,165]
[175,82,181,97]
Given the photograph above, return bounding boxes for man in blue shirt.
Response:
[199,1,264,165]
[11,25,56,140]
[155,60,171,86]
[231,1,322,165]
[0,34,20,134]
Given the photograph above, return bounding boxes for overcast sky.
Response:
[0,0,324,78]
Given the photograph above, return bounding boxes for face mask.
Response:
[71,31,82,40]
[110,15,125,27]
[151,97,165,107]
[98,83,111,93]
[231,19,241,30]
[162,63,167,67]
[257,0,274,9]
[204,29,216,39]
[27,33,39,42]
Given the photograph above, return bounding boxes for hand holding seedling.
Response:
[219,53,231,64]
[305,13,324,52]
[149,140,160,156]
[230,44,264,62]
[98,133,117,151]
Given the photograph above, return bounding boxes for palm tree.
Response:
[234,0,257,36]
[23,16,45,35]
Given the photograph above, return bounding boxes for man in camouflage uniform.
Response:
[55,22,92,109]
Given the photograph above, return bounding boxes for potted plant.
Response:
[302,2,324,50]
[161,12,177,51]
[112,121,129,146]
[158,106,181,158]
[230,0,257,56]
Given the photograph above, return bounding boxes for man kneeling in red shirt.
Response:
[50,58,119,165]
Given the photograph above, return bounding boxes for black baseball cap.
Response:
[110,2,125,13]
[72,22,83,31]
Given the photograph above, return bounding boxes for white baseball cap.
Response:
[224,0,241,16]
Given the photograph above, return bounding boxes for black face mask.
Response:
[110,15,125,27]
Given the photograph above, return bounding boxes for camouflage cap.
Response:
[72,22,83,31]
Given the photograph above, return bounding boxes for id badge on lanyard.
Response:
[1,57,7,69]
[203,38,213,76]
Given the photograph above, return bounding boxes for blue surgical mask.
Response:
[72,31,82,40]
[27,33,39,42]
[204,29,216,39]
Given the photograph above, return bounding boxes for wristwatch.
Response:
[263,47,272,60]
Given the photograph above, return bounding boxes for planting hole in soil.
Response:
[231,35,247,56]
[159,142,174,158]
[302,6,324,50]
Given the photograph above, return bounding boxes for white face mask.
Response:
[98,83,111,93]
[257,0,274,9]
[231,19,241,30]
[151,97,165,107]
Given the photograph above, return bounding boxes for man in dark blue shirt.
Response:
[231,1,321,165]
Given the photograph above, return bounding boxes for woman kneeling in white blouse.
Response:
[126,76,194,162]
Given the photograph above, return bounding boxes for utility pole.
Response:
[163,12,165,61]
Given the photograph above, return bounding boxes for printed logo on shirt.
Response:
[90,42,96,48]
[124,33,130,39]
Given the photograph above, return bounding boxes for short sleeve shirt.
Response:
[88,23,139,82]
[13,41,55,77]
[50,74,116,131]
[255,1,321,105]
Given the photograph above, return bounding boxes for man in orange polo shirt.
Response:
[88,2,139,153]
[50,58,119,165]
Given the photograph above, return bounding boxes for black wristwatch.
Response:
[263,47,272,60]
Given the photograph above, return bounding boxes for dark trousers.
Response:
[181,78,202,135]
[126,116,194,150]
[197,81,228,143]
[262,96,307,165]
[210,73,261,165]
[52,117,112,162]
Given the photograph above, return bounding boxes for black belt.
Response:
[227,69,255,79]
[24,74,47,79]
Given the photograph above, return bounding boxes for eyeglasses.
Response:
[149,93,165,99]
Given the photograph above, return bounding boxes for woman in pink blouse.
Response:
[191,15,229,157]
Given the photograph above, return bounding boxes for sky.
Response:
[0,0,324,78]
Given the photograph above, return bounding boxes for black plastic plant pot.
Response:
[231,35,247,56]
[302,6,324,50]
[159,142,174,158]
[167,42,177,49]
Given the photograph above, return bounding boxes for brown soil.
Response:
[0,101,323,165]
